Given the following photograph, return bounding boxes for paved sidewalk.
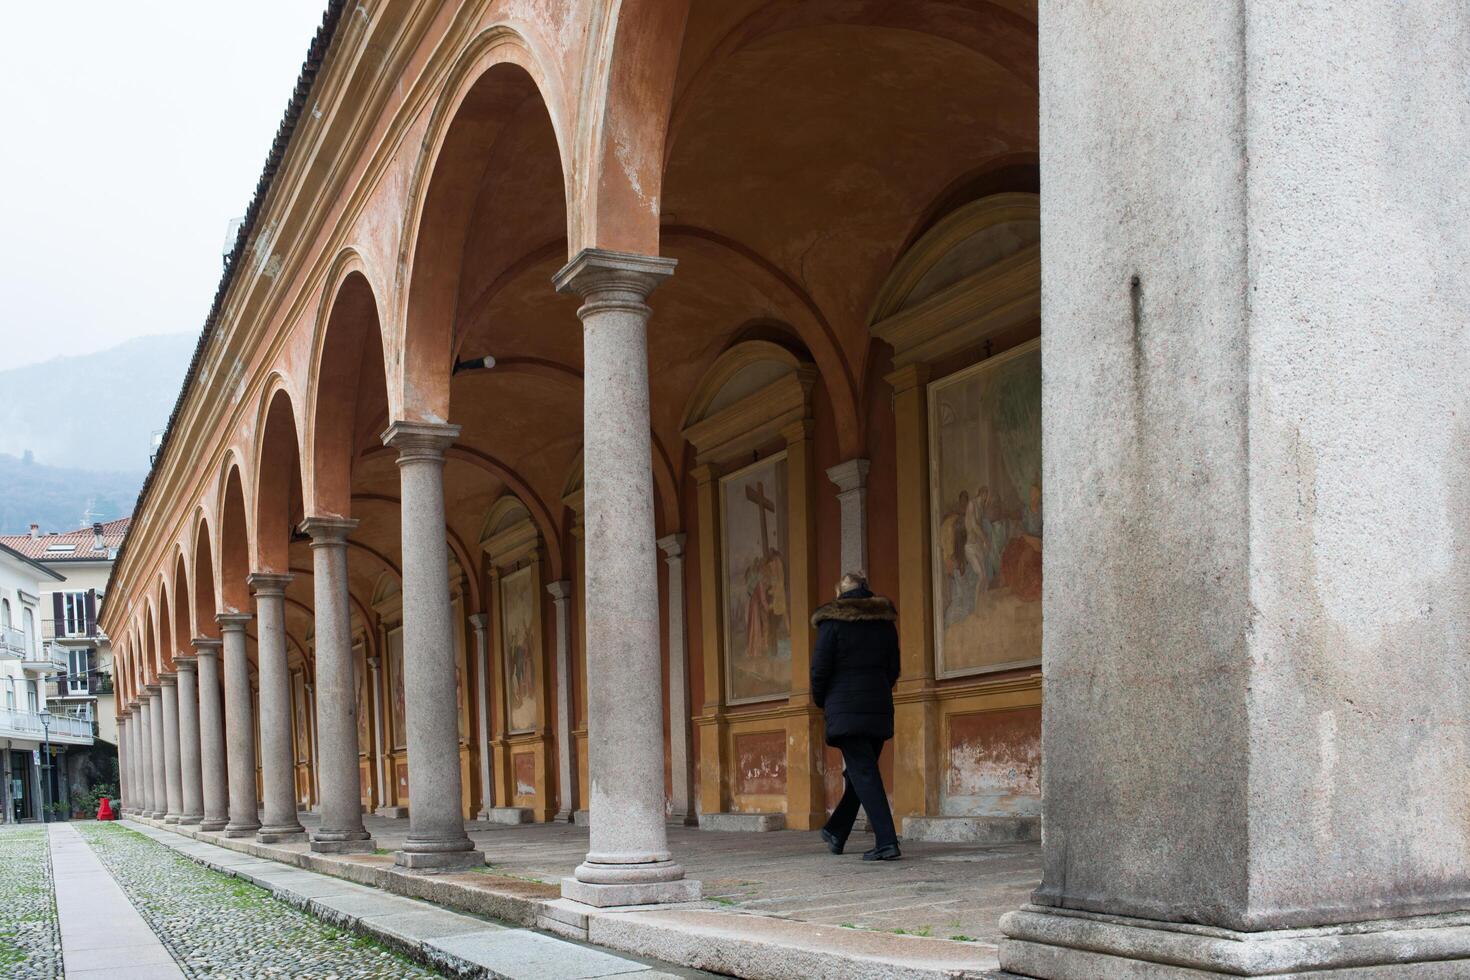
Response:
[48,822,185,979]
[125,819,708,979]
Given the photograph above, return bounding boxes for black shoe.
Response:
[862,843,901,861]
[820,828,845,855]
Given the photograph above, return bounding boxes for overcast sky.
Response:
[0,1,328,368]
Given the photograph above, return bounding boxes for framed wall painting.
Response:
[500,566,538,735]
[387,626,406,750]
[928,338,1043,678]
[719,451,792,704]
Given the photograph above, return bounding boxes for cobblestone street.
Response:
[0,827,62,980]
[76,822,442,978]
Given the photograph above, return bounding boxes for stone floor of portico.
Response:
[133,810,1039,978]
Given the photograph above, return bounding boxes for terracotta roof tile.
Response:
[0,517,131,562]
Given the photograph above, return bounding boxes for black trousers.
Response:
[822,736,898,848]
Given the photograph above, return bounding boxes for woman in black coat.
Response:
[810,571,901,860]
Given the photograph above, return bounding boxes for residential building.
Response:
[0,519,125,815]
[0,540,92,822]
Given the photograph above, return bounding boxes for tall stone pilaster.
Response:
[825,459,870,575]
[381,421,481,871]
[175,657,203,824]
[218,613,260,837]
[366,655,388,813]
[146,685,166,819]
[468,613,494,820]
[250,574,305,843]
[195,639,229,831]
[545,583,576,822]
[553,249,699,907]
[160,673,183,823]
[654,539,693,826]
[1000,4,1470,975]
[302,517,374,854]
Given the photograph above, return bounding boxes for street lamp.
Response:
[37,710,50,824]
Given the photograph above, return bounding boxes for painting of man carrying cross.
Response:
[720,453,793,703]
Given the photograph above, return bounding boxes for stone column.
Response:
[146,685,166,819]
[381,421,481,870]
[367,655,388,813]
[134,701,152,816]
[543,584,575,821]
[159,673,183,823]
[218,613,260,837]
[654,540,693,826]
[825,459,870,575]
[468,614,494,820]
[249,574,305,843]
[553,249,699,906]
[175,657,203,824]
[117,712,131,814]
[195,639,229,831]
[1000,5,1470,976]
[302,517,374,853]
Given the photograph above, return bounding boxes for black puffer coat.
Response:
[810,587,900,745]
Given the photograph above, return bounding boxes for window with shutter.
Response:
[51,592,64,636]
[85,590,97,637]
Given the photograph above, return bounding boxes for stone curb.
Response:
[121,820,680,980]
[124,817,1007,979]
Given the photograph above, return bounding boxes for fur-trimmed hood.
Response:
[811,595,897,627]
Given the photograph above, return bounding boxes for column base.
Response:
[257,825,307,844]
[311,836,376,855]
[375,805,408,819]
[178,814,203,826]
[223,822,261,838]
[393,848,484,871]
[164,815,181,824]
[475,806,531,825]
[560,875,702,908]
[553,808,574,823]
[999,904,1470,978]
[199,818,228,832]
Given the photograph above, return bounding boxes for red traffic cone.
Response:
[97,796,115,821]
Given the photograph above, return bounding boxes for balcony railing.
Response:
[21,643,68,673]
[0,627,25,659]
[0,707,93,744]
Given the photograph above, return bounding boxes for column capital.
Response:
[174,656,198,671]
[300,516,359,544]
[467,612,489,632]
[884,362,930,395]
[145,684,162,696]
[217,612,252,632]
[366,655,380,671]
[159,672,178,687]
[247,572,293,596]
[545,579,573,602]
[193,637,223,655]
[552,248,676,301]
[825,458,871,493]
[656,534,686,559]
[381,420,459,459]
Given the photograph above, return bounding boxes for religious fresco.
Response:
[500,566,537,734]
[720,453,792,703]
[387,627,406,749]
[354,643,369,754]
[929,340,1043,677]
[293,673,309,764]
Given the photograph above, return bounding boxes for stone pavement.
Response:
[129,811,1033,978]
[0,826,61,979]
[49,822,184,979]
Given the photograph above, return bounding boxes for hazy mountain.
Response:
[0,333,195,533]
[0,333,195,472]
[0,453,142,535]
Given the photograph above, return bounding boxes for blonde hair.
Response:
[837,571,868,596]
